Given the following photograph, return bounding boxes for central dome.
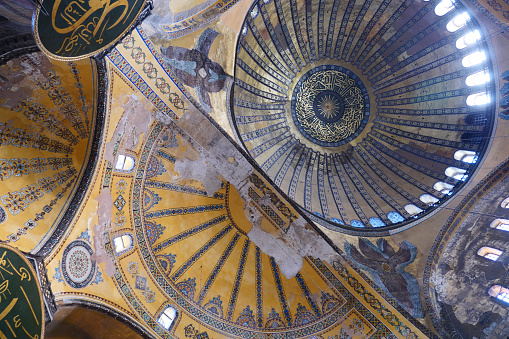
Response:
[231,0,495,233]
[291,65,369,146]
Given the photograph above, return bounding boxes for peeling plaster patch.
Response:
[174,156,222,197]
[246,202,337,279]
[91,188,115,276]
[105,94,156,162]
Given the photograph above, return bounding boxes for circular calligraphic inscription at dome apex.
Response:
[291,65,370,147]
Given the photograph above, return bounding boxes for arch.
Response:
[489,285,509,303]
[157,305,178,331]
[456,30,481,49]
[114,154,136,173]
[445,167,467,180]
[405,204,423,216]
[420,194,439,205]
[466,92,490,106]
[350,220,365,228]
[446,12,469,32]
[435,0,454,16]
[477,246,502,261]
[466,70,490,87]
[501,198,509,209]
[490,219,509,231]
[387,211,405,223]
[433,181,454,194]
[369,217,385,227]
[113,233,134,254]
[462,51,486,68]
[454,150,477,163]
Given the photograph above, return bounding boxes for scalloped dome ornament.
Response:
[232,0,495,233]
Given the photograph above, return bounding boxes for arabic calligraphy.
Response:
[35,0,146,60]
[0,245,43,339]
[291,66,370,147]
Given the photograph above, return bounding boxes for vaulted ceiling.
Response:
[1,0,509,338]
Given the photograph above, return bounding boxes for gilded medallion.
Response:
[34,0,147,60]
[291,66,370,147]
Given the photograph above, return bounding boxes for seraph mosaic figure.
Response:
[160,28,229,111]
[345,238,424,318]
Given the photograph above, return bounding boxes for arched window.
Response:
[446,12,469,32]
[435,0,455,16]
[454,150,477,163]
[369,217,385,227]
[456,30,481,49]
[501,198,509,209]
[490,219,509,231]
[157,306,178,330]
[115,154,136,173]
[489,285,509,303]
[420,194,439,205]
[462,51,486,68]
[445,167,467,180]
[433,181,454,194]
[405,204,423,216]
[477,246,503,261]
[350,220,365,228]
[466,71,490,87]
[113,234,133,254]
[466,92,490,106]
[387,211,405,223]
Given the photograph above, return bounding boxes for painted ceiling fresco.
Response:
[0,0,508,337]
[0,52,97,252]
[232,0,495,233]
[45,65,433,338]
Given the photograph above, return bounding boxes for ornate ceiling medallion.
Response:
[291,66,370,147]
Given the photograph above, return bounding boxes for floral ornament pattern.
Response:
[21,184,44,203]
[344,238,424,318]
[0,191,29,215]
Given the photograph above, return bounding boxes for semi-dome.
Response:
[232,0,495,233]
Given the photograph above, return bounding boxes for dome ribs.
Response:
[274,142,304,187]
[332,154,370,226]
[370,31,461,84]
[304,0,317,60]
[317,0,326,58]
[237,58,287,95]
[239,40,291,85]
[339,153,391,225]
[347,0,392,64]
[250,130,291,159]
[303,151,317,211]
[289,0,311,64]
[261,138,299,173]
[373,122,479,152]
[246,17,294,79]
[347,153,409,219]
[376,69,468,99]
[273,0,305,69]
[150,215,228,254]
[324,0,341,58]
[332,0,356,60]
[225,238,251,321]
[317,153,330,219]
[326,154,350,224]
[269,256,293,326]
[370,129,471,170]
[378,87,473,106]
[257,1,298,74]
[288,148,311,200]
[362,141,438,207]
[196,232,241,306]
[234,79,286,101]
[355,146,421,214]
[341,0,374,62]
[354,0,414,67]
[170,224,234,282]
